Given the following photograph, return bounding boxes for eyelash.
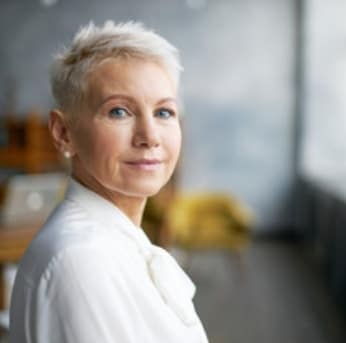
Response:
[108,107,129,119]
[155,108,176,119]
[107,107,176,119]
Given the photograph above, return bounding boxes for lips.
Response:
[124,159,162,171]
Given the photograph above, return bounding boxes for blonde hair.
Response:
[50,21,182,112]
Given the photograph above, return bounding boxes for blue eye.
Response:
[156,109,173,119]
[109,107,128,118]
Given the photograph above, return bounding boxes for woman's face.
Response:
[69,58,181,199]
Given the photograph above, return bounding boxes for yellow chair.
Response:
[166,193,253,252]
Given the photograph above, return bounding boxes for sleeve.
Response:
[32,244,140,343]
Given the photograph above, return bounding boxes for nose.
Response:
[132,114,160,148]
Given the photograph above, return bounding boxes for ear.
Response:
[48,109,76,157]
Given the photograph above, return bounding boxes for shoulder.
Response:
[36,235,144,316]
[16,198,133,287]
[11,239,144,343]
[41,241,126,296]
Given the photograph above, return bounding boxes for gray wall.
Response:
[301,0,346,197]
[0,0,297,231]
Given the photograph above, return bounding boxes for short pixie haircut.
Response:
[50,21,182,113]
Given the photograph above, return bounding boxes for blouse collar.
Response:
[65,177,145,240]
[64,176,198,326]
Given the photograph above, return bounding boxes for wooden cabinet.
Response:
[0,112,61,173]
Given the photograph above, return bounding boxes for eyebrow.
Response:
[99,94,177,107]
[156,97,177,106]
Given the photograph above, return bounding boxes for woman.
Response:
[10,21,209,343]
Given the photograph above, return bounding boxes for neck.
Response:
[72,171,147,227]
[111,196,147,227]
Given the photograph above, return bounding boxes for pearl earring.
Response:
[63,151,71,159]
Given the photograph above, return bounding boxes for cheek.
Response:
[73,124,123,163]
[75,130,100,158]
[165,126,182,162]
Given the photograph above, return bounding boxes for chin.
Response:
[123,179,166,198]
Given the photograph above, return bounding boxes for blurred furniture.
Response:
[0,173,67,226]
[0,173,66,312]
[0,222,42,310]
[166,193,253,252]
[0,111,61,173]
[0,111,64,334]
[143,190,253,260]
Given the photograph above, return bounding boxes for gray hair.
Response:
[50,21,182,113]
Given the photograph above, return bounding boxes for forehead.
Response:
[85,57,176,108]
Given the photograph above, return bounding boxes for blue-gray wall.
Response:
[301,0,346,198]
[0,0,297,231]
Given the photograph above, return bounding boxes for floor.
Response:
[174,239,346,343]
[1,239,346,343]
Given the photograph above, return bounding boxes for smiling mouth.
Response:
[124,159,162,171]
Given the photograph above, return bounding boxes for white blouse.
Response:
[9,178,209,343]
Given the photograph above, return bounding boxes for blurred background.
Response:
[0,0,345,342]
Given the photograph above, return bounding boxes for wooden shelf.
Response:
[0,222,42,310]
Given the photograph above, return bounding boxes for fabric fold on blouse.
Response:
[65,177,198,326]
